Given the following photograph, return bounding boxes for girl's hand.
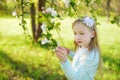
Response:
[55,46,68,63]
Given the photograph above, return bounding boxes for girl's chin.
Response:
[78,44,89,48]
[77,42,82,45]
[78,44,82,47]
[77,44,86,48]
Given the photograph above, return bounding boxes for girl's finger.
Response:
[56,47,66,55]
[58,46,66,51]
[55,52,63,60]
[56,51,64,58]
[56,54,64,61]
[55,49,63,55]
[56,50,66,58]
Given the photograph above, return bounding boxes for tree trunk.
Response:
[106,0,111,21]
[30,3,36,41]
[36,0,45,41]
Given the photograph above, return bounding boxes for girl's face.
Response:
[73,22,95,48]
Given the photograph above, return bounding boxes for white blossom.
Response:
[46,8,53,13]
[42,10,46,14]
[45,7,57,17]
[41,38,50,45]
[62,0,71,8]
[82,16,95,28]
[41,23,47,32]
[12,11,17,16]
[51,10,57,17]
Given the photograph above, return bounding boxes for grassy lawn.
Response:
[0,17,120,80]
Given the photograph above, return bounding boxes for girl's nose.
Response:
[75,34,79,39]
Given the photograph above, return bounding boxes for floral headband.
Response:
[81,16,95,29]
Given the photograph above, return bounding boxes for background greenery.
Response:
[0,0,120,80]
[0,17,120,80]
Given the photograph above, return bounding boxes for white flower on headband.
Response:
[82,16,95,28]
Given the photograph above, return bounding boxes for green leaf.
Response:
[55,22,61,27]
[51,39,57,48]
[38,17,46,23]
[111,20,116,24]
[95,0,102,6]
[96,22,101,25]
[70,1,76,7]
[48,25,53,31]
[46,32,52,39]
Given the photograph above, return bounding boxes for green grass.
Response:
[0,17,120,80]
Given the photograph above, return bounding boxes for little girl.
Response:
[55,16,101,80]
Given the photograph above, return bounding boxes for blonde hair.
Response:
[72,18,101,68]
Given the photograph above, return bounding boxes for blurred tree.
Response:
[1,0,120,46]
[111,0,120,26]
[19,0,29,34]
[30,0,45,42]
[106,0,111,21]
[0,0,8,14]
[101,0,120,26]
[36,0,45,41]
[30,3,36,40]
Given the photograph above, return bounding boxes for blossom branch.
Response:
[55,28,65,47]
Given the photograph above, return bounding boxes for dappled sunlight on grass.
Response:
[0,35,65,80]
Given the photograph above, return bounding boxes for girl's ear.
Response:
[91,31,95,38]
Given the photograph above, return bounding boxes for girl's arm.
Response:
[68,51,75,59]
[60,51,99,80]
[66,48,75,59]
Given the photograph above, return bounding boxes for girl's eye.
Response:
[80,33,84,35]
[74,32,77,35]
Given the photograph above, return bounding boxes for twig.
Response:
[56,29,65,47]
[71,6,80,18]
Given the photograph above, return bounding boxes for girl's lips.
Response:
[77,41,82,44]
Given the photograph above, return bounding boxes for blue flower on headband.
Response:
[82,16,95,28]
